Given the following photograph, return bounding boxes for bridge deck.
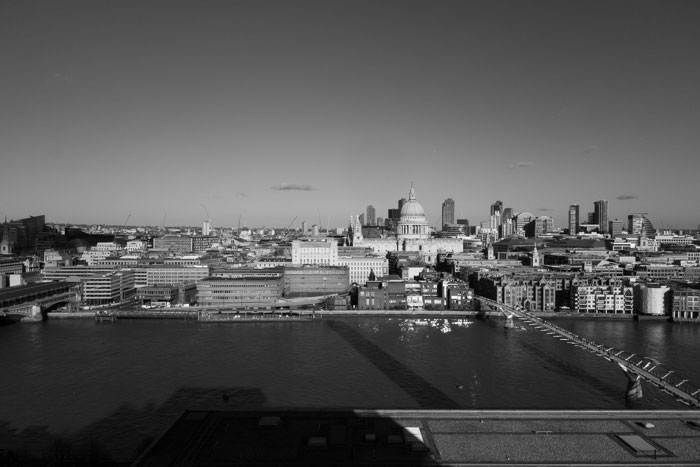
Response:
[477,296,700,408]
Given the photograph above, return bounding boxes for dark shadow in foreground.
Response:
[0,386,267,466]
[133,409,436,466]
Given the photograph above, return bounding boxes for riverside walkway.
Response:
[476,296,700,408]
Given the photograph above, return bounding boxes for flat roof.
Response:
[134,409,700,466]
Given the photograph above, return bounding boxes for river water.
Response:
[1,315,699,460]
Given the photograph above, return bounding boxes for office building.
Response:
[568,204,580,235]
[442,198,455,229]
[144,265,210,286]
[202,220,211,236]
[192,235,218,253]
[490,200,503,217]
[628,213,655,237]
[499,208,511,222]
[153,235,193,254]
[82,270,136,306]
[608,219,624,237]
[366,205,376,227]
[196,275,283,309]
[291,238,339,266]
[283,266,350,297]
[672,288,700,321]
[594,200,608,233]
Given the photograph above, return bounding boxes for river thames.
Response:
[1,315,699,460]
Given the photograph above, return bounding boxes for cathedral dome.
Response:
[400,199,425,218]
[397,184,430,240]
[399,184,426,219]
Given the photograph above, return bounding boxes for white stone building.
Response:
[352,185,463,263]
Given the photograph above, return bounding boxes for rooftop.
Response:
[134,409,700,466]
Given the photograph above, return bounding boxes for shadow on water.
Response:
[516,337,626,407]
[0,386,267,466]
[325,319,461,409]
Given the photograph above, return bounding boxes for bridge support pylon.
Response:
[618,363,643,400]
[504,314,514,329]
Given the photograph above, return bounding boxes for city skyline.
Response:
[2,1,699,229]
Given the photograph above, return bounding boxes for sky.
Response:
[1,0,699,230]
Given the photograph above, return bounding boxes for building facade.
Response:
[82,270,136,305]
[568,204,580,235]
[196,276,283,309]
[442,198,455,229]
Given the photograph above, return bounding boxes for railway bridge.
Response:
[0,281,80,322]
[476,296,700,408]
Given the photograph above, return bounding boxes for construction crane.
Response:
[122,213,131,230]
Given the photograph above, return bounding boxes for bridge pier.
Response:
[618,363,643,400]
[626,376,643,400]
[504,314,514,329]
[20,304,44,323]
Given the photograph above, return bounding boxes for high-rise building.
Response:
[594,200,608,233]
[366,205,376,227]
[301,221,308,235]
[490,200,503,217]
[568,204,580,235]
[441,198,455,229]
[513,212,533,234]
[202,220,211,236]
[358,213,365,226]
[609,219,623,237]
[628,213,655,236]
[398,198,407,212]
[502,208,513,222]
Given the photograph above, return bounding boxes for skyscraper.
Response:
[594,200,608,233]
[490,200,503,229]
[398,198,407,212]
[490,200,503,217]
[568,204,580,235]
[366,205,376,226]
[441,198,455,228]
[502,208,513,222]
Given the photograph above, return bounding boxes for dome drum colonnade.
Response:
[396,184,430,240]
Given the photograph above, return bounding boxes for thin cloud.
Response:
[508,161,533,169]
[536,208,554,212]
[271,184,317,191]
[582,145,600,155]
[45,72,73,86]
[206,192,248,200]
[617,193,639,200]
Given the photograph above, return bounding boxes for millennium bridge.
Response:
[475,296,700,407]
